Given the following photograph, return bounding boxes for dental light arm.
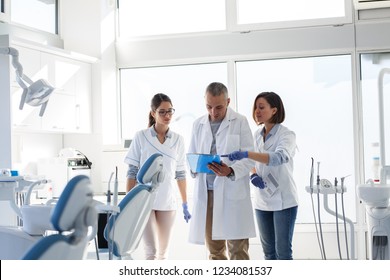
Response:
[0,47,54,117]
[378,68,390,183]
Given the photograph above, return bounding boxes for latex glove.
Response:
[250,173,266,189]
[228,151,248,161]
[182,202,192,223]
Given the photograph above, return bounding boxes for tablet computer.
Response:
[186,153,221,174]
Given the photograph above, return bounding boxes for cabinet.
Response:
[75,62,92,133]
[11,44,93,133]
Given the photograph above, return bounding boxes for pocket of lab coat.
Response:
[225,179,246,200]
[262,168,280,197]
[225,134,240,152]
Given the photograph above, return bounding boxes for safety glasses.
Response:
[155,108,175,116]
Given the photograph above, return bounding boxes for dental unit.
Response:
[306,160,355,260]
[357,68,390,260]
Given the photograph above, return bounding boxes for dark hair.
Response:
[252,92,285,125]
[148,93,173,127]
[205,82,228,99]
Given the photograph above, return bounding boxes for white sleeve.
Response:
[124,131,142,167]
[176,134,187,173]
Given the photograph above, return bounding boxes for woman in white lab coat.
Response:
[188,87,256,259]
[227,91,298,260]
[124,93,191,260]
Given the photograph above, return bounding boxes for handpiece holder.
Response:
[305,184,347,195]
[305,178,355,259]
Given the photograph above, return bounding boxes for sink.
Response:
[357,184,390,208]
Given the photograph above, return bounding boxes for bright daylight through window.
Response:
[118,0,225,37]
[11,0,57,34]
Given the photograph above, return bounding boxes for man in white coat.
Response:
[188,82,256,260]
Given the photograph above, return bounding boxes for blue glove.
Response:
[250,174,266,189]
[228,151,248,161]
[182,202,191,223]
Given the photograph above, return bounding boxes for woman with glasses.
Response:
[124,93,191,260]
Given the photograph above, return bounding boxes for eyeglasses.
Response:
[156,108,175,116]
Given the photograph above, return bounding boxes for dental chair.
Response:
[0,179,53,260]
[22,175,97,260]
[103,153,164,260]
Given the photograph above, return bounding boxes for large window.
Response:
[10,0,58,34]
[118,0,225,38]
[236,55,355,223]
[120,56,355,223]
[118,0,351,38]
[232,0,351,31]
[120,63,228,146]
[361,53,390,182]
[236,0,345,24]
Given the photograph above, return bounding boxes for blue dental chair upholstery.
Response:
[104,153,164,259]
[22,175,97,260]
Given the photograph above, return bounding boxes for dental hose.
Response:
[335,190,343,259]
[311,192,324,260]
[317,190,326,259]
[316,162,326,260]
[309,158,325,260]
[341,190,350,259]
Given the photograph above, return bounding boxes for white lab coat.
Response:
[253,124,298,211]
[124,127,186,210]
[188,107,256,244]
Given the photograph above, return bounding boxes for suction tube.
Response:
[316,162,327,260]
[113,166,119,206]
[341,176,350,259]
[107,172,114,205]
[309,158,325,260]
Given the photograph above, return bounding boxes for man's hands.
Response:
[208,161,232,177]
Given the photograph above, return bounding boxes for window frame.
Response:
[0,0,10,22]
[7,0,59,35]
[227,0,353,33]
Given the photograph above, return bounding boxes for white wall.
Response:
[0,35,12,168]
[60,0,118,193]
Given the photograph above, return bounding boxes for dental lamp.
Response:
[0,47,54,117]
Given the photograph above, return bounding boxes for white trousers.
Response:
[142,210,176,260]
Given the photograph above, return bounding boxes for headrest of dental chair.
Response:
[51,175,94,232]
[137,153,164,185]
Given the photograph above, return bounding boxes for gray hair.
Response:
[205,82,228,99]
